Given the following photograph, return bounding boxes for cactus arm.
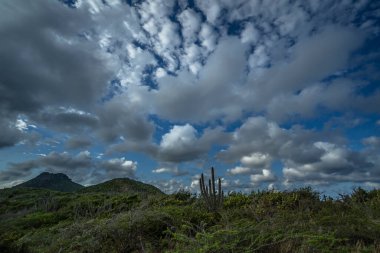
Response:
[211,167,216,198]
[200,174,211,208]
[199,167,224,212]
[218,178,223,206]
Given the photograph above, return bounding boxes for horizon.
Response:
[0,0,379,195]
[6,170,377,199]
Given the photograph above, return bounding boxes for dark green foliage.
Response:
[1,186,380,252]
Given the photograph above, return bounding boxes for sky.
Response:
[0,0,380,194]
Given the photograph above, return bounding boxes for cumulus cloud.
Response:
[178,8,202,45]
[228,153,272,175]
[97,96,155,143]
[196,0,222,25]
[248,26,365,118]
[250,169,277,185]
[228,166,252,175]
[152,178,188,193]
[220,116,379,186]
[241,153,272,168]
[157,124,228,163]
[100,158,137,179]
[240,23,259,44]
[154,36,247,123]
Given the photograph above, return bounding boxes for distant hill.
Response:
[14,172,84,192]
[80,178,164,196]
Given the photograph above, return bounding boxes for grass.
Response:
[0,187,380,252]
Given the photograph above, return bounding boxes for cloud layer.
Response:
[0,0,379,192]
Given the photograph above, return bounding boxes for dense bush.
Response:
[0,187,380,252]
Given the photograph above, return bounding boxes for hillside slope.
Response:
[80,178,164,196]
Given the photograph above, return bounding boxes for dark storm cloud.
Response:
[34,108,99,133]
[0,151,92,182]
[65,136,92,149]
[97,97,155,143]
[0,0,112,149]
[0,160,36,182]
[0,1,111,113]
[0,0,118,152]
[0,117,24,148]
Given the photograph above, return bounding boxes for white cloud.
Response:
[152,167,173,174]
[250,169,277,185]
[241,153,272,168]
[154,36,247,123]
[15,119,28,132]
[220,116,380,185]
[240,25,367,123]
[107,158,137,171]
[241,23,259,44]
[199,23,218,52]
[196,0,221,25]
[248,45,270,70]
[178,8,202,45]
[142,18,159,35]
[185,44,201,62]
[157,19,181,50]
[152,165,188,176]
[228,166,251,175]
[155,67,167,78]
[152,178,187,193]
[157,124,228,163]
[100,157,137,180]
[160,124,197,150]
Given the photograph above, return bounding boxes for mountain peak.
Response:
[14,172,84,192]
[37,172,70,180]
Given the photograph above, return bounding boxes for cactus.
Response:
[199,167,224,212]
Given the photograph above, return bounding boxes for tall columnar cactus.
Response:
[199,167,224,212]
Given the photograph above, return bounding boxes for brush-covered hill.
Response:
[14,172,84,192]
[79,177,164,196]
[1,184,380,252]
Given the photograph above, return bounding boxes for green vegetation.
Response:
[1,185,380,252]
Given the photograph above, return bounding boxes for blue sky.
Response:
[0,0,379,194]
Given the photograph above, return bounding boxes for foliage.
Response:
[1,186,380,252]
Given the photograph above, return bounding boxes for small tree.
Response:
[199,167,223,212]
